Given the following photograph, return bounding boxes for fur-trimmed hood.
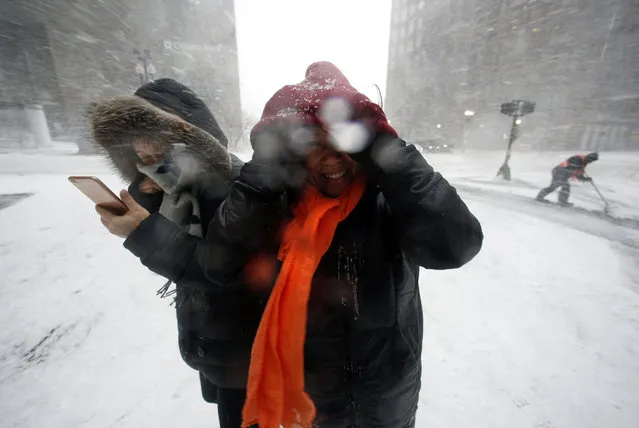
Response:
[88,94,232,182]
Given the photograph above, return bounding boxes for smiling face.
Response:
[304,127,360,198]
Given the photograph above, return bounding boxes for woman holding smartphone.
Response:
[89,78,261,428]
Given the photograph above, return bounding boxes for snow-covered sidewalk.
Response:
[1,150,638,427]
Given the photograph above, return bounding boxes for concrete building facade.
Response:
[385,0,639,151]
[0,0,242,149]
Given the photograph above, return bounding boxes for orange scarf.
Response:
[242,174,366,428]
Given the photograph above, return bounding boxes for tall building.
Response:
[0,0,242,149]
[385,0,639,151]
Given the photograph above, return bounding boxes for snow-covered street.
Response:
[1,148,638,428]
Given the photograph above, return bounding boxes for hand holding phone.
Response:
[69,176,128,215]
[69,176,150,238]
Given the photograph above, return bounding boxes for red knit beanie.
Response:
[250,62,397,149]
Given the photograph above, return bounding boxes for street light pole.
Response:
[463,110,475,152]
[497,100,535,180]
[496,116,520,180]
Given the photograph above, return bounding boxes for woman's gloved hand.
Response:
[348,133,406,177]
[241,124,312,198]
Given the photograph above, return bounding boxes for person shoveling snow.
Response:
[536,152,599,207]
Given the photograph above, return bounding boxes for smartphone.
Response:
[68,176,128,215]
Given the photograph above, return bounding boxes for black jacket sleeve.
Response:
[376,138,483,269]
[123,163,283,289]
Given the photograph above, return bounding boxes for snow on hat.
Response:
[250,62,397,152]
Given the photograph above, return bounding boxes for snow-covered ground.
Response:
[1,148,638,428]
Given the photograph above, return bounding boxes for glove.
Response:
[241,124,309,198]
[581,176,593,182]
[348,133,405,178]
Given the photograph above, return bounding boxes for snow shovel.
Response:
[588,178,611,216]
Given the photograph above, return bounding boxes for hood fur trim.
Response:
[88,95,232,182]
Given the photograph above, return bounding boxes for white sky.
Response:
[234,0,393,118]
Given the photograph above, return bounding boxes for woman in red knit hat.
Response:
[103,62,483,428]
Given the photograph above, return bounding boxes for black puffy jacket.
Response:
[123,137,483,427]
[96,79,255,396]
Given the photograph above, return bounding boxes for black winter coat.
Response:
[90,78,252,398]
[125,80,259,392]
[123,138,483,427]
[127,155,256,392]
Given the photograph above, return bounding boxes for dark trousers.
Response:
[215,388,415,428]
[537,167,571,203]
[217,387,254,428]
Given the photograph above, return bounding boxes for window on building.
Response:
[419,0,426,9]
[408,19,415,35]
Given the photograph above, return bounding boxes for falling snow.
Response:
[1,0,638,427]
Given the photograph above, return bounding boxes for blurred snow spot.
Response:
[373,142,404,173]
[244,254,277,290]
[319,98,352,126]
[291,127,316,156]
[329,122,369,153]
[254,132,280,160]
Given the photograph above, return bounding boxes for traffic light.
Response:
[501,100,535,118]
